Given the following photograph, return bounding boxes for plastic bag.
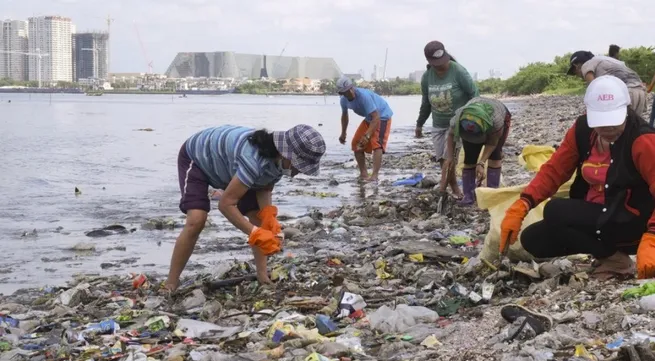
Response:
[368,304,439,333]
[518,145,556,172]
[478,145,573,262]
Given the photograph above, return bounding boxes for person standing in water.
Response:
[415,41,479,198]
[337,76,393,182]
[165,124,326,291]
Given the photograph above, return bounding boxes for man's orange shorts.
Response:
[351,119,392,154]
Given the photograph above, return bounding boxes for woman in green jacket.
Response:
[416,40,479,200]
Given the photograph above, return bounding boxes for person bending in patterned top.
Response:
[165,124,326,291]
[500,75,655,280]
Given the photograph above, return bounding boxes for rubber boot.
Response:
[486,167,502,188]
[458,168,476,206]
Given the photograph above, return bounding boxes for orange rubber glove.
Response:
[499,198,530,253]
[248,226,281,256]
[637,233,655,279]
[258,205,282,235]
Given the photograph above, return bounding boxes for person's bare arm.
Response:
[255,186,273,209]
[479,130,502,163]
[366,111,381,136]
[440,130,456,192]
[218,176,256,235]
[648,74,655,93]
[341,110,349,136]
[584,72,595,83]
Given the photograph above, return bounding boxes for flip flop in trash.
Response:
[501,304,553,341]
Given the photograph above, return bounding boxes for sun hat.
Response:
[272,125,326,175]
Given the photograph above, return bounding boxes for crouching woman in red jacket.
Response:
[500,75,655,279]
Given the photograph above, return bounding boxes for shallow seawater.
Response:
[0,92,441,295]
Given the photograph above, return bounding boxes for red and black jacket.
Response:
[521,112,655,233]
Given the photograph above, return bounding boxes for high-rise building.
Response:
[28,16,74,84]
[0,20,29,81]
[73,32,109,81]
[409,70,426,83]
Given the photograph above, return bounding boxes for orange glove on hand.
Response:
[499,198,530,253]
[258,205,282,235]
[637,233,655,279]
[248,226,281,256]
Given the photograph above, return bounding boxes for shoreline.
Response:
[1,95,652,360]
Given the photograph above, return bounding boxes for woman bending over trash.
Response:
[442,97,511,205]
[500,75,655,280]
[415,40,479,199]
[567,50,647,116]
[165,125,326,291]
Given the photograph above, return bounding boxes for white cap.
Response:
[336,76,354,93]
[584,75,630,128]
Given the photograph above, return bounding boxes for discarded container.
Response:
[85,320,119,335]
[338,292,367,318]
[315,314,338,335]
[450,283,469,297]
[0,315,19,328]
[468,291,482,304]
[132,274,147,289]
[482,282,495,301]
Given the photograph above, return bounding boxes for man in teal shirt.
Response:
[337,76,393,182]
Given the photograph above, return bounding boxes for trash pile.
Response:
[3,95,655,361]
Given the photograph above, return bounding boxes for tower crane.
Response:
[0,49,49,87]
[273,42,289,78]
[133,21,153,74]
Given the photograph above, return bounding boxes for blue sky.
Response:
[4,0,654,79]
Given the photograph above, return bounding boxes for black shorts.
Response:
[462,111,511,165]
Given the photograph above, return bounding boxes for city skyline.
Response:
[1,0,654,80]
[0,14,110,85]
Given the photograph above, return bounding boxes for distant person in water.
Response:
[442,97,511,205]
[609,44,621,60]
[415,40,479,199]
[337,76,393,182]
[568,50,647,116]
[165,125,325,291]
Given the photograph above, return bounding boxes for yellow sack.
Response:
[478,145,573,262]
[518,145,556,172]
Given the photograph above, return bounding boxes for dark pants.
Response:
[177,142,259,215]
[650,96,655,127]
[462,113,511,165]
[521,198,645,259]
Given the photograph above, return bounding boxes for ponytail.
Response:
[248,129,280,159]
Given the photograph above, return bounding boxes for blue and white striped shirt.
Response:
[185,126,283,189]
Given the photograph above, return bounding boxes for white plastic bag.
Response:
[368,304,439,333]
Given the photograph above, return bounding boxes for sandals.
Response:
[501,304,553,341]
